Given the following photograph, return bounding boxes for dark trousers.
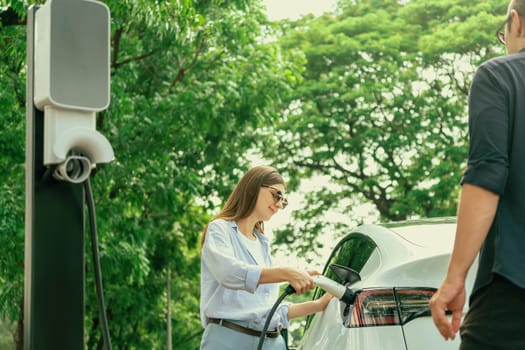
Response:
[460,274,525,350]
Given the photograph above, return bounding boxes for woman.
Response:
[200,165,332,350]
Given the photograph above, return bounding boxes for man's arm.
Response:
[449,183,499,281]
[430,183,499,340]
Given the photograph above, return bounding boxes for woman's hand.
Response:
[285,268,315,294]
[287,291,335,320]
[316,292,335,312]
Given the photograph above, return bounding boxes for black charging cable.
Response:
[256,284,296,350]
[84,178,113,350]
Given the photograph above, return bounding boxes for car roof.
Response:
[341,217,457,270]
[382,217,456,251]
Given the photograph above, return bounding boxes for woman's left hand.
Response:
[317,292,335,312]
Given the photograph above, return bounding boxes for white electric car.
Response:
[298,217,477,350]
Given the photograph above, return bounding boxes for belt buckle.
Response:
[267,324,282,338]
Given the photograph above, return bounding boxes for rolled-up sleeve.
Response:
[202,221,262,293]
[461,64,509,195]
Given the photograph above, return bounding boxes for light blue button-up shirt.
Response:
[200,219,289,330]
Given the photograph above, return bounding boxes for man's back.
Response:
[463,49,525,294]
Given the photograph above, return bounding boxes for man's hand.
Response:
[429,276,467,340]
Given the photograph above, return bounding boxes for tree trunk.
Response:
[15,298,23,350]
[167,268,172,350]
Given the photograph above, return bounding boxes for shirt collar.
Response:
[228,220,269,243]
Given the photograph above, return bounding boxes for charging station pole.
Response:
[25,6,85,347]
[25,1,111,349]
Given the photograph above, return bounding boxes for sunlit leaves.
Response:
[261,0,504,256]
[0,0,300,348]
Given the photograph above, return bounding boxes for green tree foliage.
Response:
[259,0,508,255]
[0,0,301,348]
[0,0,513,347]
[0,0,27,342]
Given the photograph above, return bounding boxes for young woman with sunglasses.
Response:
[199,165,332,350]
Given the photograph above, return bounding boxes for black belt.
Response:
[208,318,280,338]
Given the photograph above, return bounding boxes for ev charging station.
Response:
[25,0,113,348]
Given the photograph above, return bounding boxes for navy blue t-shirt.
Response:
[461,49,525,294]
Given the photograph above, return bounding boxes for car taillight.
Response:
[345,287,436,327]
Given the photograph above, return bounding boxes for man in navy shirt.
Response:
[430,0,525,349]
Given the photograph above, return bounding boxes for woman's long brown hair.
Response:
[200,166,285,247]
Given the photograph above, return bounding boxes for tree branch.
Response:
[111,27,124,69]
[112,50,157,69]
[169,30,208,89]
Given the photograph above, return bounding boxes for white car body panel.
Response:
[403,318,461,350]
[300,299,407,350]
[298,219,478,350]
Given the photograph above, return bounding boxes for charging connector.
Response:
[312,275,356,305]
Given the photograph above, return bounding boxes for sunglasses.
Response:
[261,185,288,209]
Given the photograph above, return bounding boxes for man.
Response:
[429,1,525,349]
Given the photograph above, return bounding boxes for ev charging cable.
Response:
[84,178,113,350]
[257,285,295,350]
[256,276,356,350]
